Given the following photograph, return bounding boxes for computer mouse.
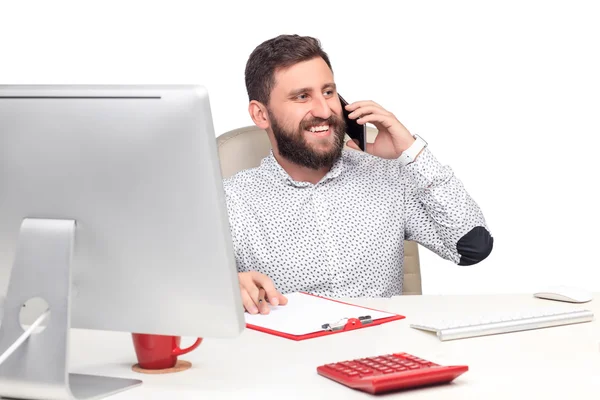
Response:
[533,286,593,303]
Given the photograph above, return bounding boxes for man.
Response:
[224,34,493,314]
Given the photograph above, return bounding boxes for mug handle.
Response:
[173,337,203,356]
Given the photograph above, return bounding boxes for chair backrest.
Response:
[216,126,422,295]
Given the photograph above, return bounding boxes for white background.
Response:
[2,0,599,295]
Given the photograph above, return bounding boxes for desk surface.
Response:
[59,294,600,399]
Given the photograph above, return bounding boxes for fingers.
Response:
[277,293,289,305]
[252,273,285,307]
[348,105,393,120]
[343,100,384,112]
[344,103,397,132]
[257,288,270,314]
[247,283,267,314]
[240,287,259,314]
[238,271,288,314]
[354,112,396,130]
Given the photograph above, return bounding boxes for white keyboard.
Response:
[410,308,594,341]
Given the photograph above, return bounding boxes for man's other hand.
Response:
[238,271,288,314]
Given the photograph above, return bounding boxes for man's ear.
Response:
[248,100,270,130]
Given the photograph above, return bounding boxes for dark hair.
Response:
[245,34,333,105]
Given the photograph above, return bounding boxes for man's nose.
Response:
[311,96,332,120]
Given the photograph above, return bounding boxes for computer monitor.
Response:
[0,85,245,399]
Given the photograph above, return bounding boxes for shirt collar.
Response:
[261,150,346,188]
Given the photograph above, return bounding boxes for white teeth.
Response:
[308,125,329,132]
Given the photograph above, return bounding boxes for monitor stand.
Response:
[0,218,142,400]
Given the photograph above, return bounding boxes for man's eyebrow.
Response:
[288,83,337,97]
[288,87,312,97]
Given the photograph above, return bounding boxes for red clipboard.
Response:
[245,292,405,341]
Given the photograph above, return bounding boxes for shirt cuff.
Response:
[401,148,451,189]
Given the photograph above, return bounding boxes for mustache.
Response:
[300,114,344,131]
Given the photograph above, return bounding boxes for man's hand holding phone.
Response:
[238,271,288,314]
[342,99,417,160]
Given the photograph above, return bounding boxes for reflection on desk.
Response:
[33,294,600,399]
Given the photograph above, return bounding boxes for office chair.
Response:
[216,125,423,295]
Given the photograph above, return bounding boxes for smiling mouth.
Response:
[306,124,330,137]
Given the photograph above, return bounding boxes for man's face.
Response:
[266,57,346,170]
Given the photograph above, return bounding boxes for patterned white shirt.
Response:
[223,148,492,297]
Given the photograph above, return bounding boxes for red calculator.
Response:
[317,352,468,394]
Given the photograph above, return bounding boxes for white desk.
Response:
[33,294,600,399]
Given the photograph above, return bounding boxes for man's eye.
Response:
[324,90,334,96]
[296,94,308,100]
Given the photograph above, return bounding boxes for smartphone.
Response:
[339,94,366,151]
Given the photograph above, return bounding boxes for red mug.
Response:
[131,333,202,370]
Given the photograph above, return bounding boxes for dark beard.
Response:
[268,110,346,170]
